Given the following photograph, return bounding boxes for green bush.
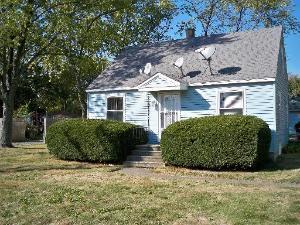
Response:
[25,124,42,140]
[161,115,271,170]
[283,142,300,154]
[46,119,147,163]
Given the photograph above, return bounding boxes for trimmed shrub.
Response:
[161,115,271,170]
[46,119,147,163]
[283,142,300,154]
[25,124,42,140]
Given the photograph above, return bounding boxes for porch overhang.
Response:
[136,73,188,92]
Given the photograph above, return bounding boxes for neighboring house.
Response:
[289,97,300,135]
[87,26,288,157]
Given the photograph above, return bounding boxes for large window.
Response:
[219,91,244,115]
[107,97,123,121]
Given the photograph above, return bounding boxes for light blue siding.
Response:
[87,81,278,153]
[125,91,148,127]
[87,92,125,119]
[181,88,216,118]
[180,83,276,152]
[181,84,275,126]
[245,84,276,128]
[87,93,106,119]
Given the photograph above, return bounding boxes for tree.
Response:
[0,0,62,147]
[0,0,175,147]
[288,74,300,98]
[43,0,175,117]
[223,0,300,33]
[177,0,299,36]
[178,0,222,36]
[44,0,175,117]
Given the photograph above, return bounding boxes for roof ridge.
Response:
[121,26,283,53]
[87,26,283,90]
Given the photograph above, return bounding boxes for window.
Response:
[107,97,123,121]
[219,91,244,115]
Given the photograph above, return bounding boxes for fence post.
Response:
[43,117,47,143]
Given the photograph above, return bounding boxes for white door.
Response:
[159,94,180,138]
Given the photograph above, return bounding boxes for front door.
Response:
[159,93,180,138]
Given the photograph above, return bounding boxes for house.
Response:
[87,26,288,158]
[289,97,300,135]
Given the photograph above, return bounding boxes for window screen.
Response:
[107,97,123,121]
[219,91,244,115]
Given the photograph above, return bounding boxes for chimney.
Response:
[186,28,195,39]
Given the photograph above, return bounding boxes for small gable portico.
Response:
[136,73,187,142]
[137,73,187,92]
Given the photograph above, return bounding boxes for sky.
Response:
[285,2,300,75]
[168,1,300,75]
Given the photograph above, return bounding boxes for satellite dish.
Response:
[144,63,152,75]
[174,57,184,68]
[195,46,216,60]
[202,46,216,59]
[195,47,205,53]
[195,45,216,75]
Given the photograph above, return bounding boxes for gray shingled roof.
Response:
[87,26,282,90]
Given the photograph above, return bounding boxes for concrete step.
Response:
[135,144,160,151]
[126,155,163,162]
[123,161,164,168]
[130,150,162,157]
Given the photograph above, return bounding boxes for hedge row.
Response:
[161,115,271,169]
[46,119,147,163]
[283,142,300,154]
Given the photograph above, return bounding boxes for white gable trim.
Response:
[86,77,275,92]
[86,87,136,93]
[137,73,180,88]
[189,78,275,87]
[137,73,188,91]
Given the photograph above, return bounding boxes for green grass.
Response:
[0,145,299,225]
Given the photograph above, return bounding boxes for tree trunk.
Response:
[78,92,87,119]
[1,91,15,147]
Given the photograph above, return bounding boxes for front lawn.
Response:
[0,144,299,225]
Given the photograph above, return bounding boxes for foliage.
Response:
[161,115,271,170]
[13,104,29,119]
[25,124,42,140]
[283,142,300,154]
[177,0,299,36]
[288,74,300,98]
[46,119,146,163]
[0,0,175,146]
[41,0,175,117]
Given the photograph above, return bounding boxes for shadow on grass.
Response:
[18,147,47,150]
[0,164,95,173]
[20,152,49,156]
[260,154,300,171]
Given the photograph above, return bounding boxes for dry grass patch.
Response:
[0,144,299,225]
[152,158,300,184]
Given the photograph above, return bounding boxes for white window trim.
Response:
[106,94,125,122]
[216,88,246,115]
